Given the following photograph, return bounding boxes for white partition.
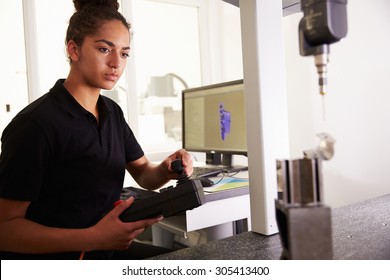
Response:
[239,0,290,235]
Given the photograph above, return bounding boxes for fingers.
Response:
[129,227,146,240]
[112,197,163,228]
[112,196,134,216]
[95,198,164,251]
[114,199,163,229]
[119,216,162,250]
[168,149,193,176]
[180,150,192,168]
[183,157,193,177]
[131,215,163,230]
[123,227,146,249]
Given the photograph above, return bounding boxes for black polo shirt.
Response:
[0,79,144,229]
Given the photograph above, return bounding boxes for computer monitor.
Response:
[182,79,247,168]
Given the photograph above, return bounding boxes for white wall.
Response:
[218,2,243,82]
[0,0,29,149]
[283,0,390,207]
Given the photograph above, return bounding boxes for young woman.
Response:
[0,0,193,259]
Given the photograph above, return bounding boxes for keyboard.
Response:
[191,165,248,178]
[191,166,223,178]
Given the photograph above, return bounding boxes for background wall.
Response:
[0,0,29,149]
[283,0,390,207]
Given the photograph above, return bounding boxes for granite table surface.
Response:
[149,194,390,260]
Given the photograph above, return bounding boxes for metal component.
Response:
[314,53,329,95]
[304,133,335,160]
[275,133,336,259]
[298,0,348,96]
[317,133,335,160]
[275,157,332,259]
[278,158,323,206]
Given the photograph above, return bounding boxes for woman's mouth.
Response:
[105,73,118,81]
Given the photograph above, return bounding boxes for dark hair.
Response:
[66,0,131,48]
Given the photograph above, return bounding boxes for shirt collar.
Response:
[50,79,112,118]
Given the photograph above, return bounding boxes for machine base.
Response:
[275,200,333,260]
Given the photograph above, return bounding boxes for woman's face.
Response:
[72,20,130,91]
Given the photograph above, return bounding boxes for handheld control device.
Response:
[119,159,206,222]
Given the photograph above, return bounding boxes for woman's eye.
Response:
[99,48,110,53]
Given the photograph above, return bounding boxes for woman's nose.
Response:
[109,52,122,69]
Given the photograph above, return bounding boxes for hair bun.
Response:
[73,0,119,11]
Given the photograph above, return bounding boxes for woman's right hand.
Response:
[88,197,163,251]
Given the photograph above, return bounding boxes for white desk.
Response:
[151,172,251,247]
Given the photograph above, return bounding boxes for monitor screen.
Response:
[182,79,247,166]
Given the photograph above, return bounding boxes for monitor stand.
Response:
[206,152,222,165]
[205,153,248,173]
